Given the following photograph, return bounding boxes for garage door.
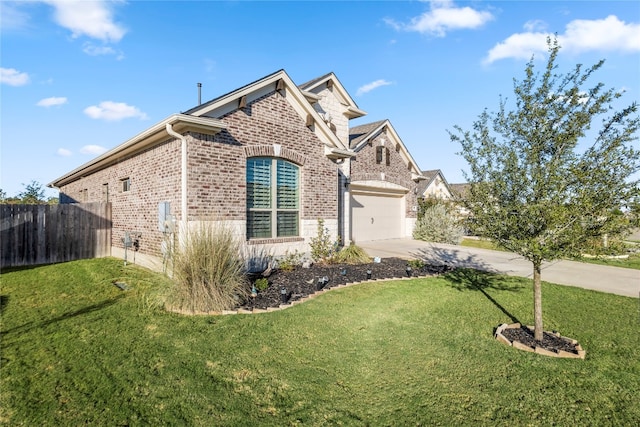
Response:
[351,193,403,242]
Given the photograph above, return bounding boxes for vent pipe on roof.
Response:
[197,82,202,105]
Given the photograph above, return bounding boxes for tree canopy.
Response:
[450,38,639,340]
[1,181,57,204]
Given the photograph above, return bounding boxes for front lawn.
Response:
[1,258,638,425]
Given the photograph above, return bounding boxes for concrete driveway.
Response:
[360,238,639,298]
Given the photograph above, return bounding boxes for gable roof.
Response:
[349,119,423,179]
[416,169,451,196]
[184,69,352,153]
[349,120,387,148]
[298,72,367,119]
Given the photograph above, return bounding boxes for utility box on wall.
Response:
[158,202,174,233]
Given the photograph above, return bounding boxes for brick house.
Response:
[416,169,453,200]
[49,70,425,265]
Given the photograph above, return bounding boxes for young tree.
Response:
[450,38,639,341]
[18,181,46,204]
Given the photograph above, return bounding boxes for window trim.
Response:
[121,178,131,193]
[246,157,300,240]
[376,146,383,164]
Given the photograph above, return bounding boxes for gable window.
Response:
[246,158,299,239]
[386,147,391,166]
[121,178,131,192]
[376,146,383,164]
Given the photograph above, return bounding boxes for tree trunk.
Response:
[533,261,543,342]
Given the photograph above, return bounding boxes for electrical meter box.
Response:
[158,202,174,233]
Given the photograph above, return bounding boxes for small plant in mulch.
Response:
[277,250,302,272]
[309,219,340,264]
[254,278,268,291]
[407,259,426,269]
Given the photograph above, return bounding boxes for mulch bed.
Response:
[240,257,451,310]
[501,325,580,355]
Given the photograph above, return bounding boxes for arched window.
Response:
[246,158,299,239]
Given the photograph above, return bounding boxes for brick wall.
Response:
[193,90,338,222]
[350,129,419,219]
[59,89,340,258]
[59,138,182,258]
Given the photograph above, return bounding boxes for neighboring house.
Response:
[416,169,452,200]
[49,70,425,264]
[448,183,470,201]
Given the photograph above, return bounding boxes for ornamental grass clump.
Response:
[167,221,248,313]
[334,242,371,265]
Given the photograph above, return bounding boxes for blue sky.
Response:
[1,0,639,199]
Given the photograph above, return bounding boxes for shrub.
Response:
[413,202,463,245]
[278,250,302,272]
[407,259,425,269]
[167,221,248,313]
[334,243,371,265]
[254,278,269,291]
[309,219,338,263]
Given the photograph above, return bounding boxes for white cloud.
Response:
[1,67,30,86]
[80,145,108,155]
[561,15,640,53]
[483,32,549,64]
[57,148,72,156]
[484,15,640,64]
[0,3,30,31]
[385,0,493,37]
[37,96,68,107]
[523,20,547,32]
[84,101,148,121]
[357,79,393,96]
[43,0,126,42]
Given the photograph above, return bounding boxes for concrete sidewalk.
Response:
[360,238,639,298]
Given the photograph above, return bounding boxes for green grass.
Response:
[460,237,505,251]
[2,258,639,425]
[573,253,640,270]
[461,238,640,270]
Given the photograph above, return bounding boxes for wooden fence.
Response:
[0,202,111,269]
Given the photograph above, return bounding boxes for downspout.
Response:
[166,123,187,235]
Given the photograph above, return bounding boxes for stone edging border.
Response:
[494,323,586,359]
[165,274,435,316]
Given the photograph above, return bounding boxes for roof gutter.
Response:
[48,114,226,189]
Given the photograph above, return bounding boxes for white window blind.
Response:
[247,157,299,239]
